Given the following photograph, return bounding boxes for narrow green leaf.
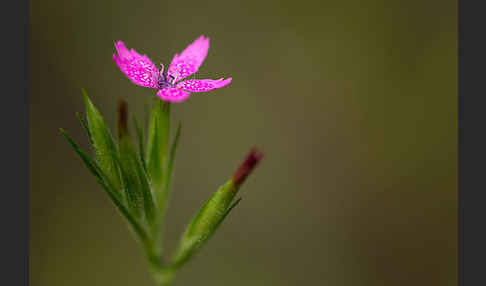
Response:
[60,129,106,191]
[134,116,147,171]
[135,154,156,226]
[164,121,181,195]
[60,129,123,206]
[158,121,181,220]
[82,89,122,190]
[61,128,151,262]
[75,112,93,145]
[119,137,144,217]
[116,101,155,224]
[112,193,150,249]
[117,134,156,225]
[133,115,157,224]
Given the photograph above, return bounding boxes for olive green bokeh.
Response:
[30,0,457,285]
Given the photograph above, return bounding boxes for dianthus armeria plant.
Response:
[60,35,264,286]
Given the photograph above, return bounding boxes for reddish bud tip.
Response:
[232,148,264,186]
[118,100,128,138]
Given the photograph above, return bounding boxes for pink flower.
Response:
[113,35,232,103]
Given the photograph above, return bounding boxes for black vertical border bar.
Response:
[459,0,486,286]
[0,0,29,284]
[458,0,463,282]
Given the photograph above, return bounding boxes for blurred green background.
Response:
[29,0,457,285]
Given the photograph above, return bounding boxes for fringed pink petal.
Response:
[168,35,209,81]
[156,88,191,103]
[113,41,159,88]
[176,78,232,93]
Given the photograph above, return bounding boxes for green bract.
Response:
[171,180,242,268]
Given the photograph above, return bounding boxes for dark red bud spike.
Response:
[232,148,264,187]
[118,100,128,139]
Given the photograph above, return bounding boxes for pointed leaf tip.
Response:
[220,197,242,224]
[75,112,93,144]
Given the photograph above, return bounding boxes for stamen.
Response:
[168,74,176,84]
[172,73,179,84]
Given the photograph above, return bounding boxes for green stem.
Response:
[150,264,176,286]
[145,99,175,286]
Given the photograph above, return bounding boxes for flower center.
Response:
[156,63,179,89]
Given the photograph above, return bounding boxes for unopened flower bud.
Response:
[232,148,264,187]
[118,100,128,139]
[171,148,264,268]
